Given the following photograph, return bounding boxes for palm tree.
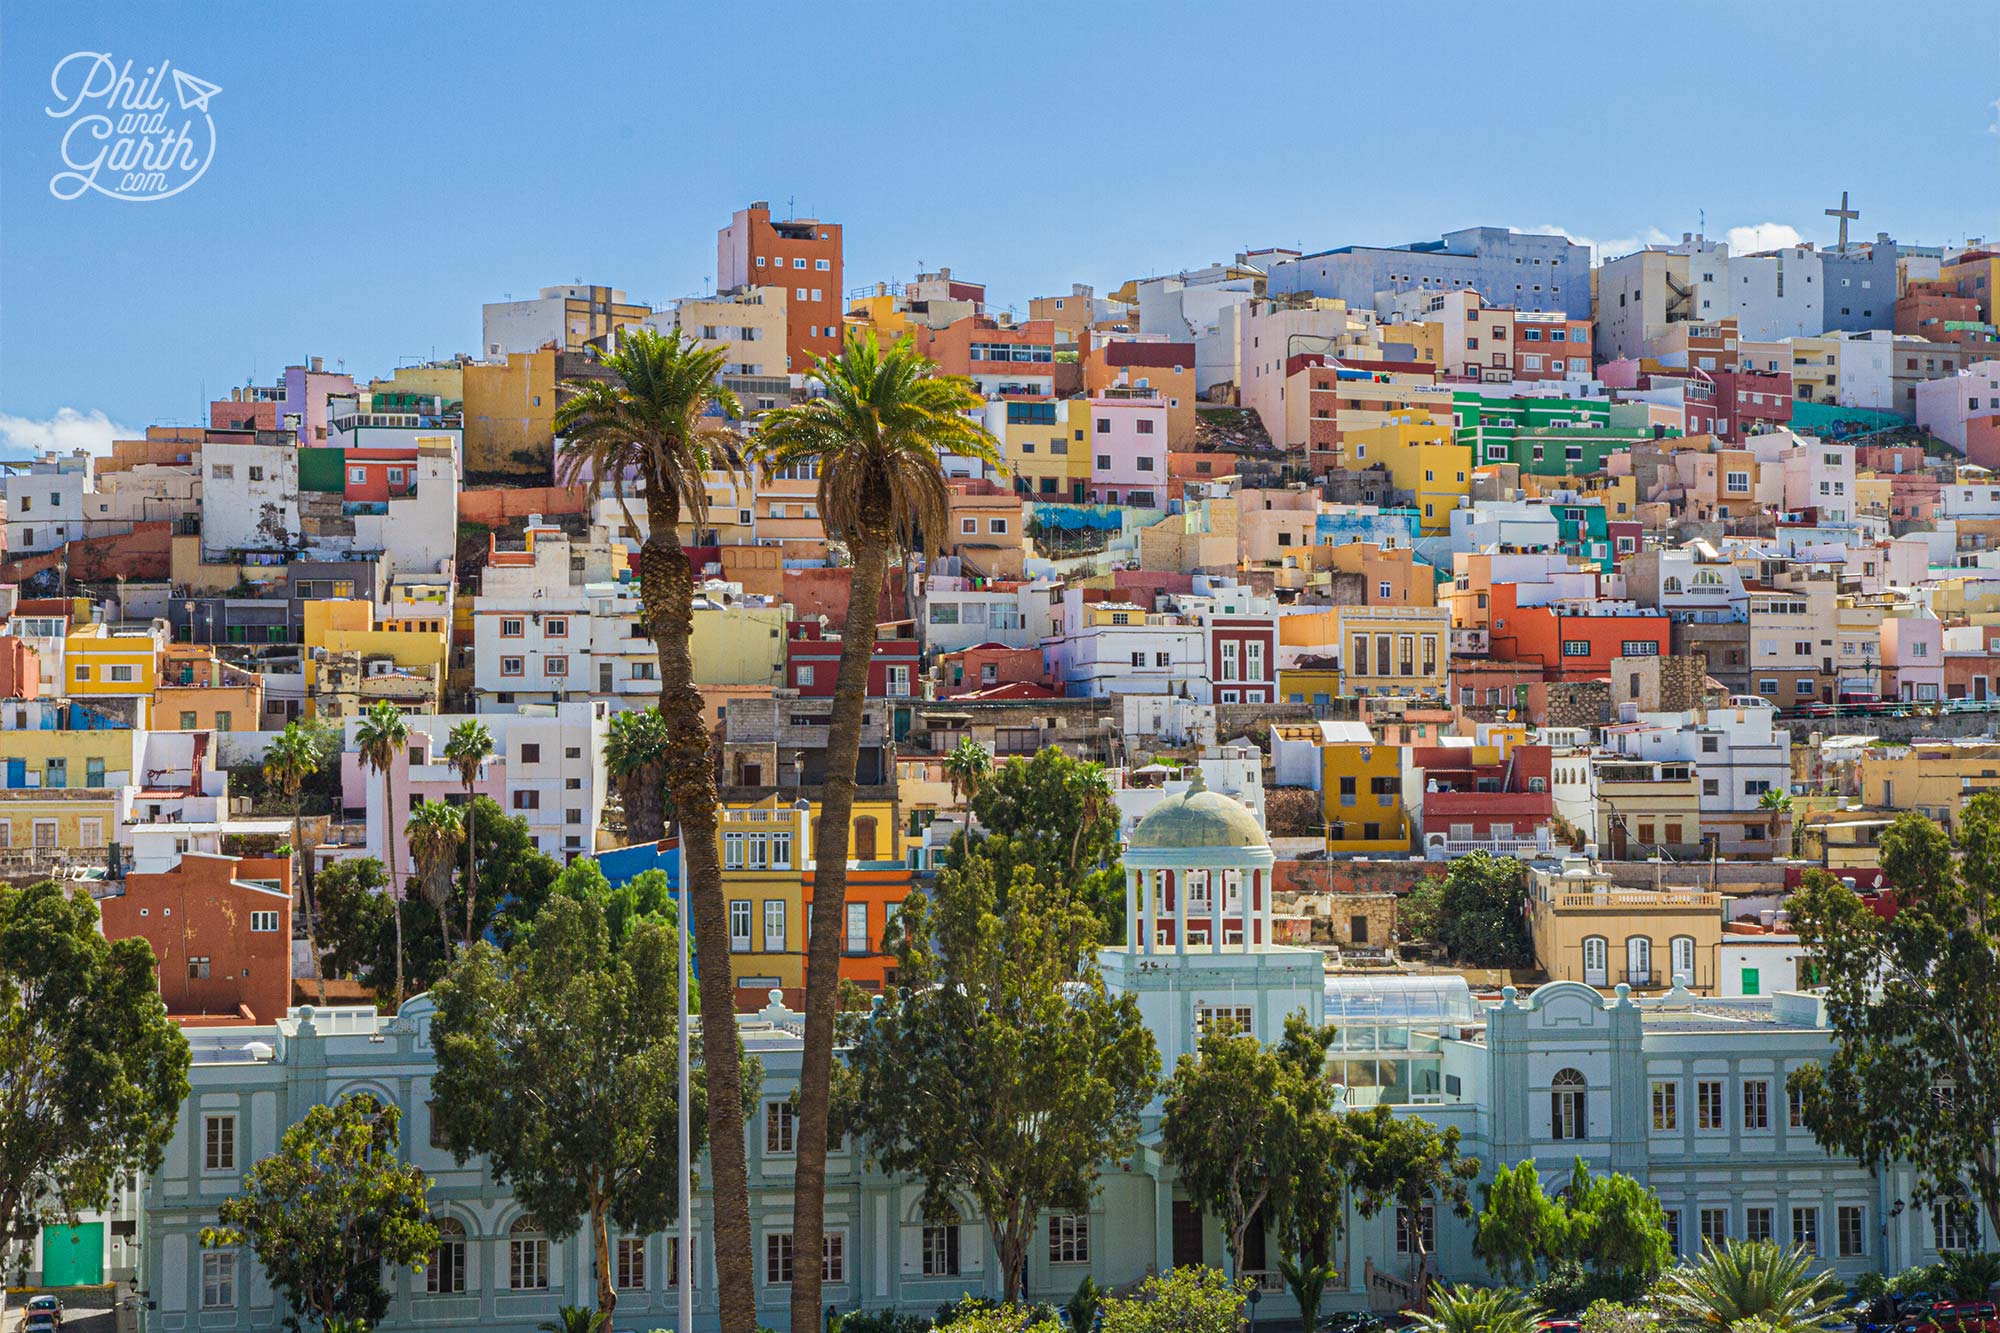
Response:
[1067,759,1113,887]
[537,1308,610,1333]
[1652,1238,1845,1333]
[441,719,493,943]
[1760,787,1797,855]
[942,735,991,806]
[1410,1285,1543,1333]
[405,799,465,954]
[604,706,672,842]
[354,702,411,1006]
[553,326,759,1333]
[750,328,1000,1333]
[263,721,327,1004]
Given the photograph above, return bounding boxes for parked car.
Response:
[25,1314,60,1333]
[1906,1301,2000,1333]
[26,1294,63,1326]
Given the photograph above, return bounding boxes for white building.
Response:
[1041,589,1206,699]
[1916,361,2000,454]
[2,450,95,557]
[199,438,301,558]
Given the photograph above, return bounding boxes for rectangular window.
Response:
[1651,1081,1678,1131]
[1838,1205,1866,1257]
[766,1100,796,1154]
[500,656,524,677]
[1697,1080,1725,1131]
[616,1236,646,1289]
[845,902,869,954]
[729,899,752,951]
[1562,640,1592,657]
[764,899,786,952]
[1664,1209,1682,1253]
[765,1232,794,1284]
[922,1223,961,1276]
[544,655,568,676]
[1743,1080,1770,1130]
[1700,1208,1729,1249]
[1793,1207,1820,1256]
[250,910,279,932]
[109,664,136,683]
[1789,1084,1806,1129]
[544,616,568,638]
[512,789,539,810]
[201,1251,236,1309]
[1050,1214,1090,1264]
[204,1114,236,1171]
[1746,1208,1774,1245]
[500,617,524,637]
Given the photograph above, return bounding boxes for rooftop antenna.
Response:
[787,194,795,218]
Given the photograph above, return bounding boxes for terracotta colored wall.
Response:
[1272,858,1444,897]
[457,484,591,527]
[0,519,173,584]
[100,856,293,1021]
[0,638,40,698]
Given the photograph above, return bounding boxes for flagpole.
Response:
[677,827,693,1332]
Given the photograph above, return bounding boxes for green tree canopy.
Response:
[949,747,1126,941]
[199,1093,437,1332]
[1160,1011,1336,1278]
[1433,851,1533,966]
[1348,1104,1482,1280]
[1099,1266,1249,1333]
[1474,1158,1672,1304]
[0,882,191,1310]
[842,852,1158,1297]
[1790,799,2000,1239]
[429,892,750,1316]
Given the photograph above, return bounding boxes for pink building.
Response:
[1879,614,1944,702]
[1088,395,1169,507]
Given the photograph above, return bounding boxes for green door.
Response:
[42,1222,103,1286]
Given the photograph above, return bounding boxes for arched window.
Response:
[1663,576,1683,594]
[508,1217,549,1291]
[1551,1067,1588,1141]
[1670,936,1697,987]
[920,1204,961,1277]
[1627,935,1653,986]
[427,1218,466,1295]
[1582,936,1608,986]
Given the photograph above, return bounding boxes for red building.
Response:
[98,853,294,1023]
[0,637,39,698]
[1509,315,1593,381]
[1412,742,1554,856]
[1709,369,1794,441]
[938,643,1053,698]
[340,448,421,503]
[1487,582,1671,682]
[786,620,922,698]
[1204,615,1277,705]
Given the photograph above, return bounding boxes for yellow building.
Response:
[1320,736,1410,853]
[0,714,141,859]
[1385,319,1444,366]
[461,349,557,476]
[1332,605,1451,697]
[1593,755,1702,859]
[1342,414,1470,534]
[155,644,262,732]
[301,601,449,713]
[690,599,793,687]
[1277,666,1343,711]
[1941,252,2000,323]
[716,793,904,991]
[990,400,1071,502]
[669,286,789,380]
[1063,398,1095,500]
[1856,740,2000,830]
[65,621,164,702]
[1528,860,1722,993]
[367,361,465,407]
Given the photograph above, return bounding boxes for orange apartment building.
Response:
[803,860,915,993]
[155,643,263,731]
[915,316,1058,398]
[98,852,294,1023]
[1084,338,1198,445]
[717,201,844,370]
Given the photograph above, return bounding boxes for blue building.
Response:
[1266,227,1592,321]
[1821,239,1900,334]
[138,785,1968,1330]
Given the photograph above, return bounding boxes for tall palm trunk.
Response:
[790,533,890,1333]
[386,764,403,1006]
[295,809,326,1005]
[640,492,757,1333]
[462,777,478,946]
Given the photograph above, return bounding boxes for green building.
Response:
[1452,394,1675,476]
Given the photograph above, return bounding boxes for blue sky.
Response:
[3,1,1996,454]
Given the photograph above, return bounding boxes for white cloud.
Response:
[0,407,135,460]
[1725,222,1804,254]
[1988,96,1999,134]
[1520,224,1671,264]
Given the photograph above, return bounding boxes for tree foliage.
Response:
[0,882,190,1293]
[1650,1238,1844,1333]
[429,892,750,1315]
[842,852,1158,1298]
[604,707,673,844]
[1411,1284,1544,1333]
[1348,1104,1481,1279]
[1099,1266,1249,1333]
[1790,800,2000,1240]
[1160,1012,1336,1278]
[949,747,1126,941]
[199,1093,436,1332]
[1475,1158,1672,1305]
[1433,851,1533,966]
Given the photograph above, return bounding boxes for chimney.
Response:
[310,356,324,373]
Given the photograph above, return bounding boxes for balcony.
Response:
[1427,835,1545,860]
[1551,890,1719,911]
